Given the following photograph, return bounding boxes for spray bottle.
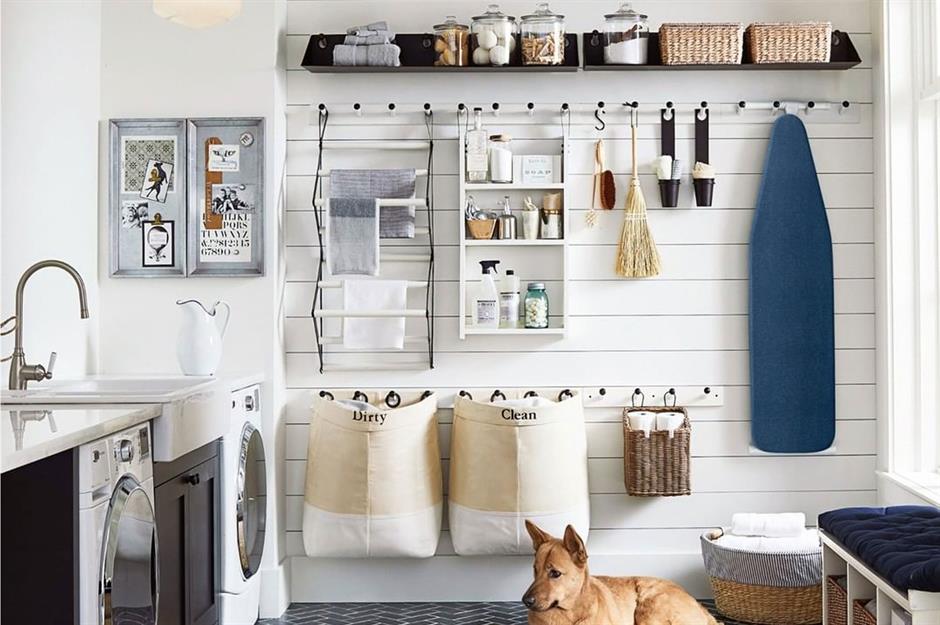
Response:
[474,260,500,328]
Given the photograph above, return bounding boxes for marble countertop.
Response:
[0,403,160,473]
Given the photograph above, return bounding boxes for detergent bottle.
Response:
[473,260,500,328]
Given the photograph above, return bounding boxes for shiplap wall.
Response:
[283,0,876,601]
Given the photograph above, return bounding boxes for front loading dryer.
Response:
[79,423,158,625]
[221,383,267,625]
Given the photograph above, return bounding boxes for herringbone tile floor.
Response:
[259,600,746,624]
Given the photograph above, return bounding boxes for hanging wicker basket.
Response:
[622,404,691,496]
[746,22,832,64]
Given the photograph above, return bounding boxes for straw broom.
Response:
[616,108,661,278]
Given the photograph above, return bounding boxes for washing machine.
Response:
[79,423,158,625]
[221,383,268,624]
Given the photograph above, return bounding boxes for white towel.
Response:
[715,528,820,553]
[343,279,407,349]
[731,512,806,538]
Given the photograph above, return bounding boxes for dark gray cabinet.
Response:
[155,441,221,625]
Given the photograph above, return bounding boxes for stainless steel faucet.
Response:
[8,260,89,390]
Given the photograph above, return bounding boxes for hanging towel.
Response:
[731,512,806,538]
[343,279,407,349]
[330,169,416,238]
[326,198,379,277]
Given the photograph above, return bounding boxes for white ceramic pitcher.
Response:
[176,299,231,376]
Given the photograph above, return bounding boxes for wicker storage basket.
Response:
[659,23,744,65]
[852,600,877,625]
[827,576,848,625]
[746,22,832,64]
[466,218,496,239]
[701,530,823,625]
[622,405,690,496]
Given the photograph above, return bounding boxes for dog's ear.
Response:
[563,525,588,567]
[525,520,552,550]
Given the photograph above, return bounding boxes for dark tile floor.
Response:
[259,600,746,624]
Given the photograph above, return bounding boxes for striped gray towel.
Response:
[326,198,379,276]
[330,169,416,239]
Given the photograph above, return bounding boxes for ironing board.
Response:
[749,114,835,453]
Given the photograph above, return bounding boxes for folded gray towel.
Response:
[333,43,401,67]
[330,169,416,238]
[346,21,388,34]
[326,198,379,276]
[343,30,396,45]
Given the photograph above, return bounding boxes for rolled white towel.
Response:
[715,528,820,553]
[731,512,806,538]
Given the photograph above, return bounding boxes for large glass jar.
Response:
[521,3,565,65]
[603,3,649,64]
[524,282,550,329]
[433,16,470,66]
[470,4,516,66]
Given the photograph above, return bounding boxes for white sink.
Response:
[1,375,228,462]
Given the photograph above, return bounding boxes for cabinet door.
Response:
[155,475,188,625]
[187,456,220,625]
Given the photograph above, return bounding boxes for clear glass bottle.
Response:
[603,3,649,65]
[433,16,470,67]
[524,282,550,329]
[521,3,566,65]
[466,107,488,182]
[471,4,517,66]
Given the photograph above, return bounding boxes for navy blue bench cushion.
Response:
[819,506,940,592]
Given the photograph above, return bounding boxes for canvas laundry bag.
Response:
[449,392,590,555]
[303,393,442,557]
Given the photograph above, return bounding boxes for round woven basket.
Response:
[710,577,822,625]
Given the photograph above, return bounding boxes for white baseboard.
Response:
[259,560,291,619]
[290,553,710,603]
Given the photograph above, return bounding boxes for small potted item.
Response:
[524,282,550,328]
[521,3,566,65]
[471,4,516,66]
[540,192,563,238]
[434,16,470,66]
[603,3,649,65]
[465,195,497,239]
[692,161,716,207]
[655,154,681,207]
[521,196,540,239]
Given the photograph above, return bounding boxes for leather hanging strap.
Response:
[695,108,709,164]
[204,137,223,230]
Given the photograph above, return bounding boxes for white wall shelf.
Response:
[458,112,570,340]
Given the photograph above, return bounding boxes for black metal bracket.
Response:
[695,103,710,164]
[661,102,676,158]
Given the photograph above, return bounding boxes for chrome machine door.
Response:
[237,423,267,579]
[100,475,158,625]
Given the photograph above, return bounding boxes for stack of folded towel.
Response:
[334,21,401,67]
[714,513,820,552]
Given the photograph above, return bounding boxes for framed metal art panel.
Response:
[186,118,265,276]
[109,119,187,276]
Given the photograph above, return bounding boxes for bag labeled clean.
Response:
[449,391,590,555]
[303,392,442,558]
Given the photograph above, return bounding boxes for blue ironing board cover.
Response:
[749,114,835,453]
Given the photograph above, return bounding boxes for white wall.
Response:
[1,0,101,380]
[95,0,290,615]
[283,0,876,601]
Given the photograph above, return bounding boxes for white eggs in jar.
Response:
[472,46,491,65]
[476,28,498,50]
[489,44,510,65]
[507,34,516,52]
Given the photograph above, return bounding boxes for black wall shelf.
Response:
[582,31,862,71]
[302,33,580,73]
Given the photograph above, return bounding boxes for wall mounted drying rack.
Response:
[309,104,435,374]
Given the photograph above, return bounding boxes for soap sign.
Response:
[200,213,252,262]
[521,155,555,184]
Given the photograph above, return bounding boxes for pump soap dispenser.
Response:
[474,259,500,328]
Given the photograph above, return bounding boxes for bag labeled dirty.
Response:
[449,391,590,555]
[303,392,442,557]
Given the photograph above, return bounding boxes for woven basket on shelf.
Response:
[826,576,848,625]
[622,405,690,496]
[852,600,877,625]
[466,218,496,239]
[659,23,744,65]
[746,22,832,64]
[701,531,823,625]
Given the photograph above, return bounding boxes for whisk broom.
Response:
[616,107,661,278]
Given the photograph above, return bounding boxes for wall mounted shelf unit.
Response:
[302,33,580,73]
[582,30,862,71]
[457,109,570,340]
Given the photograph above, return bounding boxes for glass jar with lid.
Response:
[524,283,550,329]
[470,4,516,66]
[520,3,565,65]
[434,16,470,67]
[603,3,649,64]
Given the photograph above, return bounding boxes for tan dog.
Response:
[522,521,720,625]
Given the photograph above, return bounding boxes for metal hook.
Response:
[424,102,432,117]
[458,390,473,400]
[594,101,606,131]
[664,388,677,407]
[527,102,535,116]
[420,390,433,401]
[318,390,335,401]
[387,102,396,116]
[663,101,674,121]
[353,390,368,402]
[631,388,645,408]
[696,103,709,121]
[385,390,401,408]
[492,102,500,117]
[558,389,574,401]
[353,102,362,116]
[491,389,506,402]
[839,100,850,115]
[524,390,539,398]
